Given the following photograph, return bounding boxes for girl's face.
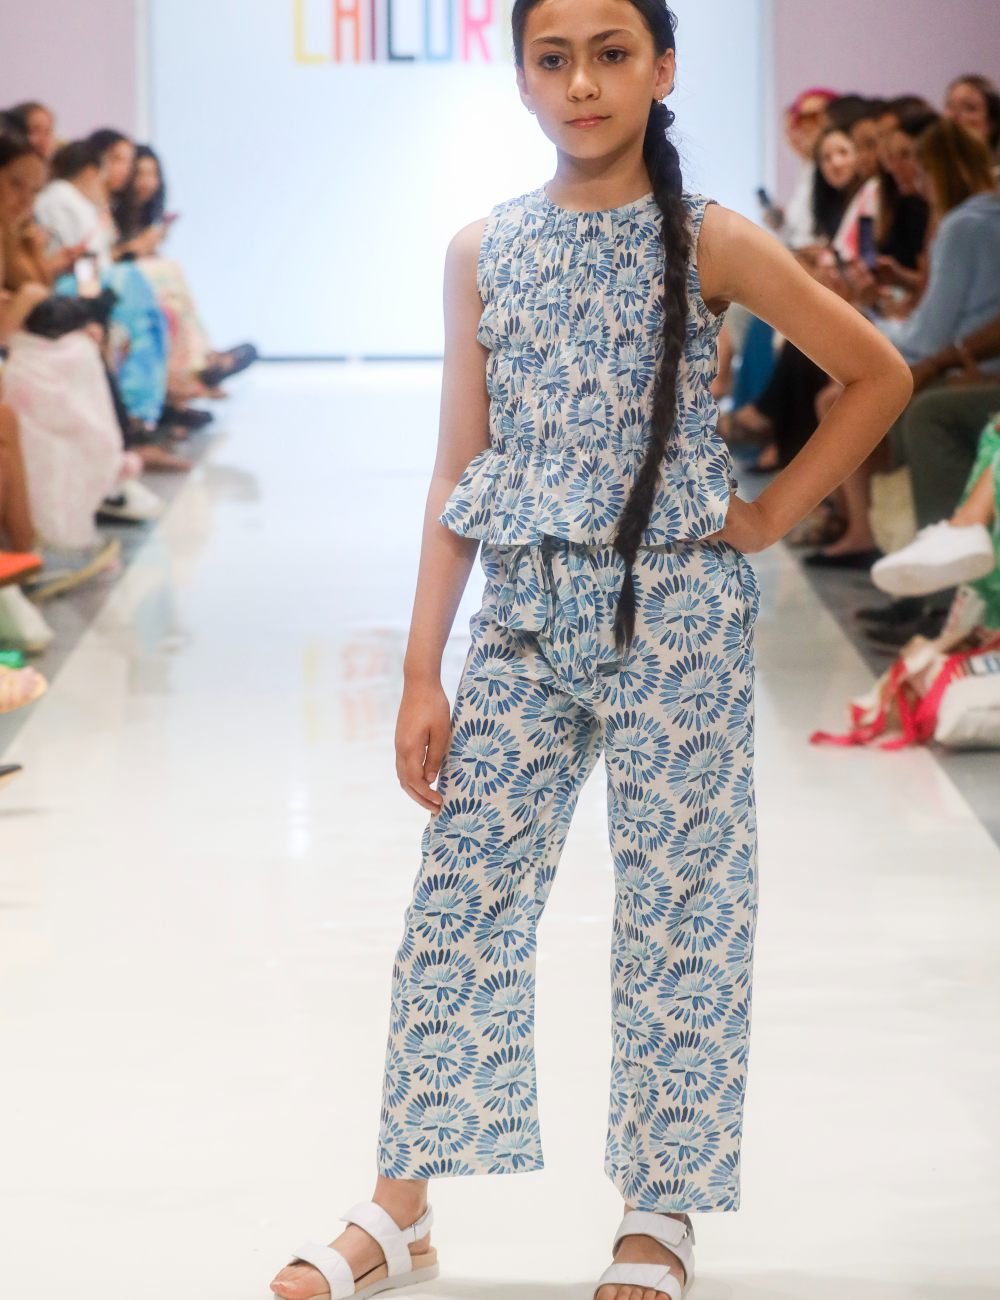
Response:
[884,129,923,196]
[0,153,48,225]
[103,140,136,194]
[849,118,881,180]
[817,130,858,190]
[516,0,674,162]
[132,156,162,204]
[26,108,56,160]
[945,80,990,143]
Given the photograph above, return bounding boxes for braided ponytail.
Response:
[611,93,690,657]
[511,1,690,656]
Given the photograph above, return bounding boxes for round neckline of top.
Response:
[538,183,657,215]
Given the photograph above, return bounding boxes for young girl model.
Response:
[270,3,913,1298]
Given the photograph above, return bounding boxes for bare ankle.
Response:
[372,1177,429,1221]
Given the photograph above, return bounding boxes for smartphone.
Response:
[74,252,100,297]
[857,215,878,269]
[756,185,782,229]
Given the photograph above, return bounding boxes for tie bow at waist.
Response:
[480,537,630,688]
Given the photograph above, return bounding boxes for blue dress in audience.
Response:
[868,190,1000,375]
[53,263,168,424]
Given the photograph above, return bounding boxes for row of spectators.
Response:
[715,73,1000,650]
[0,99,258,714]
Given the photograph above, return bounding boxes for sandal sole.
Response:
[300,1259,440,1299]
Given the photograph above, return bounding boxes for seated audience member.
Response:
[772,87,840,251]
[894,311,1000,532]
[33,138,188,470]
[3,101,59,164]
[717,88,837,437]
[871,408,1000,631]
[871,109,934,291]
[731,117,865,471]
[945,73,1000,178]
[0,394,53,653]
[852,310,1000,645]
[832,99,888,264]
[32,140,109,274]
[0,130,124,583]
[806,119,1000,568]
[114,143,257,403]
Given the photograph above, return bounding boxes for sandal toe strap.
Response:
[594,1262,682,1299]
[289,1240,355,1300]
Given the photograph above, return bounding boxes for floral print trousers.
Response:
[376,534,761,1212]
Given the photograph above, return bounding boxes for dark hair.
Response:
[86,128,131,160]
[512,0,688,657]
[897,108,941,140]
[824,94,872,133]
[5,101,51,131]
[873,110,934,264]
[0,131,34,171]
[50,139,103,181]
[887,94,936,121]
[114,143,167,238]
[811,126,862,239]
[947,73,1000,153]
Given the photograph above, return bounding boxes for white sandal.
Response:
[281,1200,439,1299]
[592,1209,696,1300]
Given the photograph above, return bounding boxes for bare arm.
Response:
[699,203,914,550]
[402,215,490,684]
[0,284,49,345]
[395,214,490,812]
[0,241,49,345]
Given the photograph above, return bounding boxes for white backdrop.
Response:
[147,0,770,357]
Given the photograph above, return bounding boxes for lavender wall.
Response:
[0,0,138,138]
[772,0,1000,203]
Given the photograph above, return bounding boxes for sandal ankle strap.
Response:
[339,1199,433,1277]
[613,1209,694,1287]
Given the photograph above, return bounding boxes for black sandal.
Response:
[197,342,259,388]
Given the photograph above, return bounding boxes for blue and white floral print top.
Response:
[438,183,734,548]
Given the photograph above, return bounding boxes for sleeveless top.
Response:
[437,183,735,550]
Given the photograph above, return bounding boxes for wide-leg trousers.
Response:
[375,533,761,1212]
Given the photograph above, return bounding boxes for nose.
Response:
[567,72,600,104]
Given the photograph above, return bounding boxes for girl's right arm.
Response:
[395,214,490,815]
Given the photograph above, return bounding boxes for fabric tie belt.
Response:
[482,536,629,694]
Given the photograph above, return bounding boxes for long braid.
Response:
[611,95,690,656]
[511,0,689,655]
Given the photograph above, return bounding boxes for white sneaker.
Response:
[0,585,55,654]
[98,479,164,522]
[870,521,995,597]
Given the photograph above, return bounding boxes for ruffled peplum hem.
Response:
[437,441,737,549]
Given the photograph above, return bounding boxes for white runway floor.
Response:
[1,363,998,1299]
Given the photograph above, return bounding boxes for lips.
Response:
[568,115,609,126]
